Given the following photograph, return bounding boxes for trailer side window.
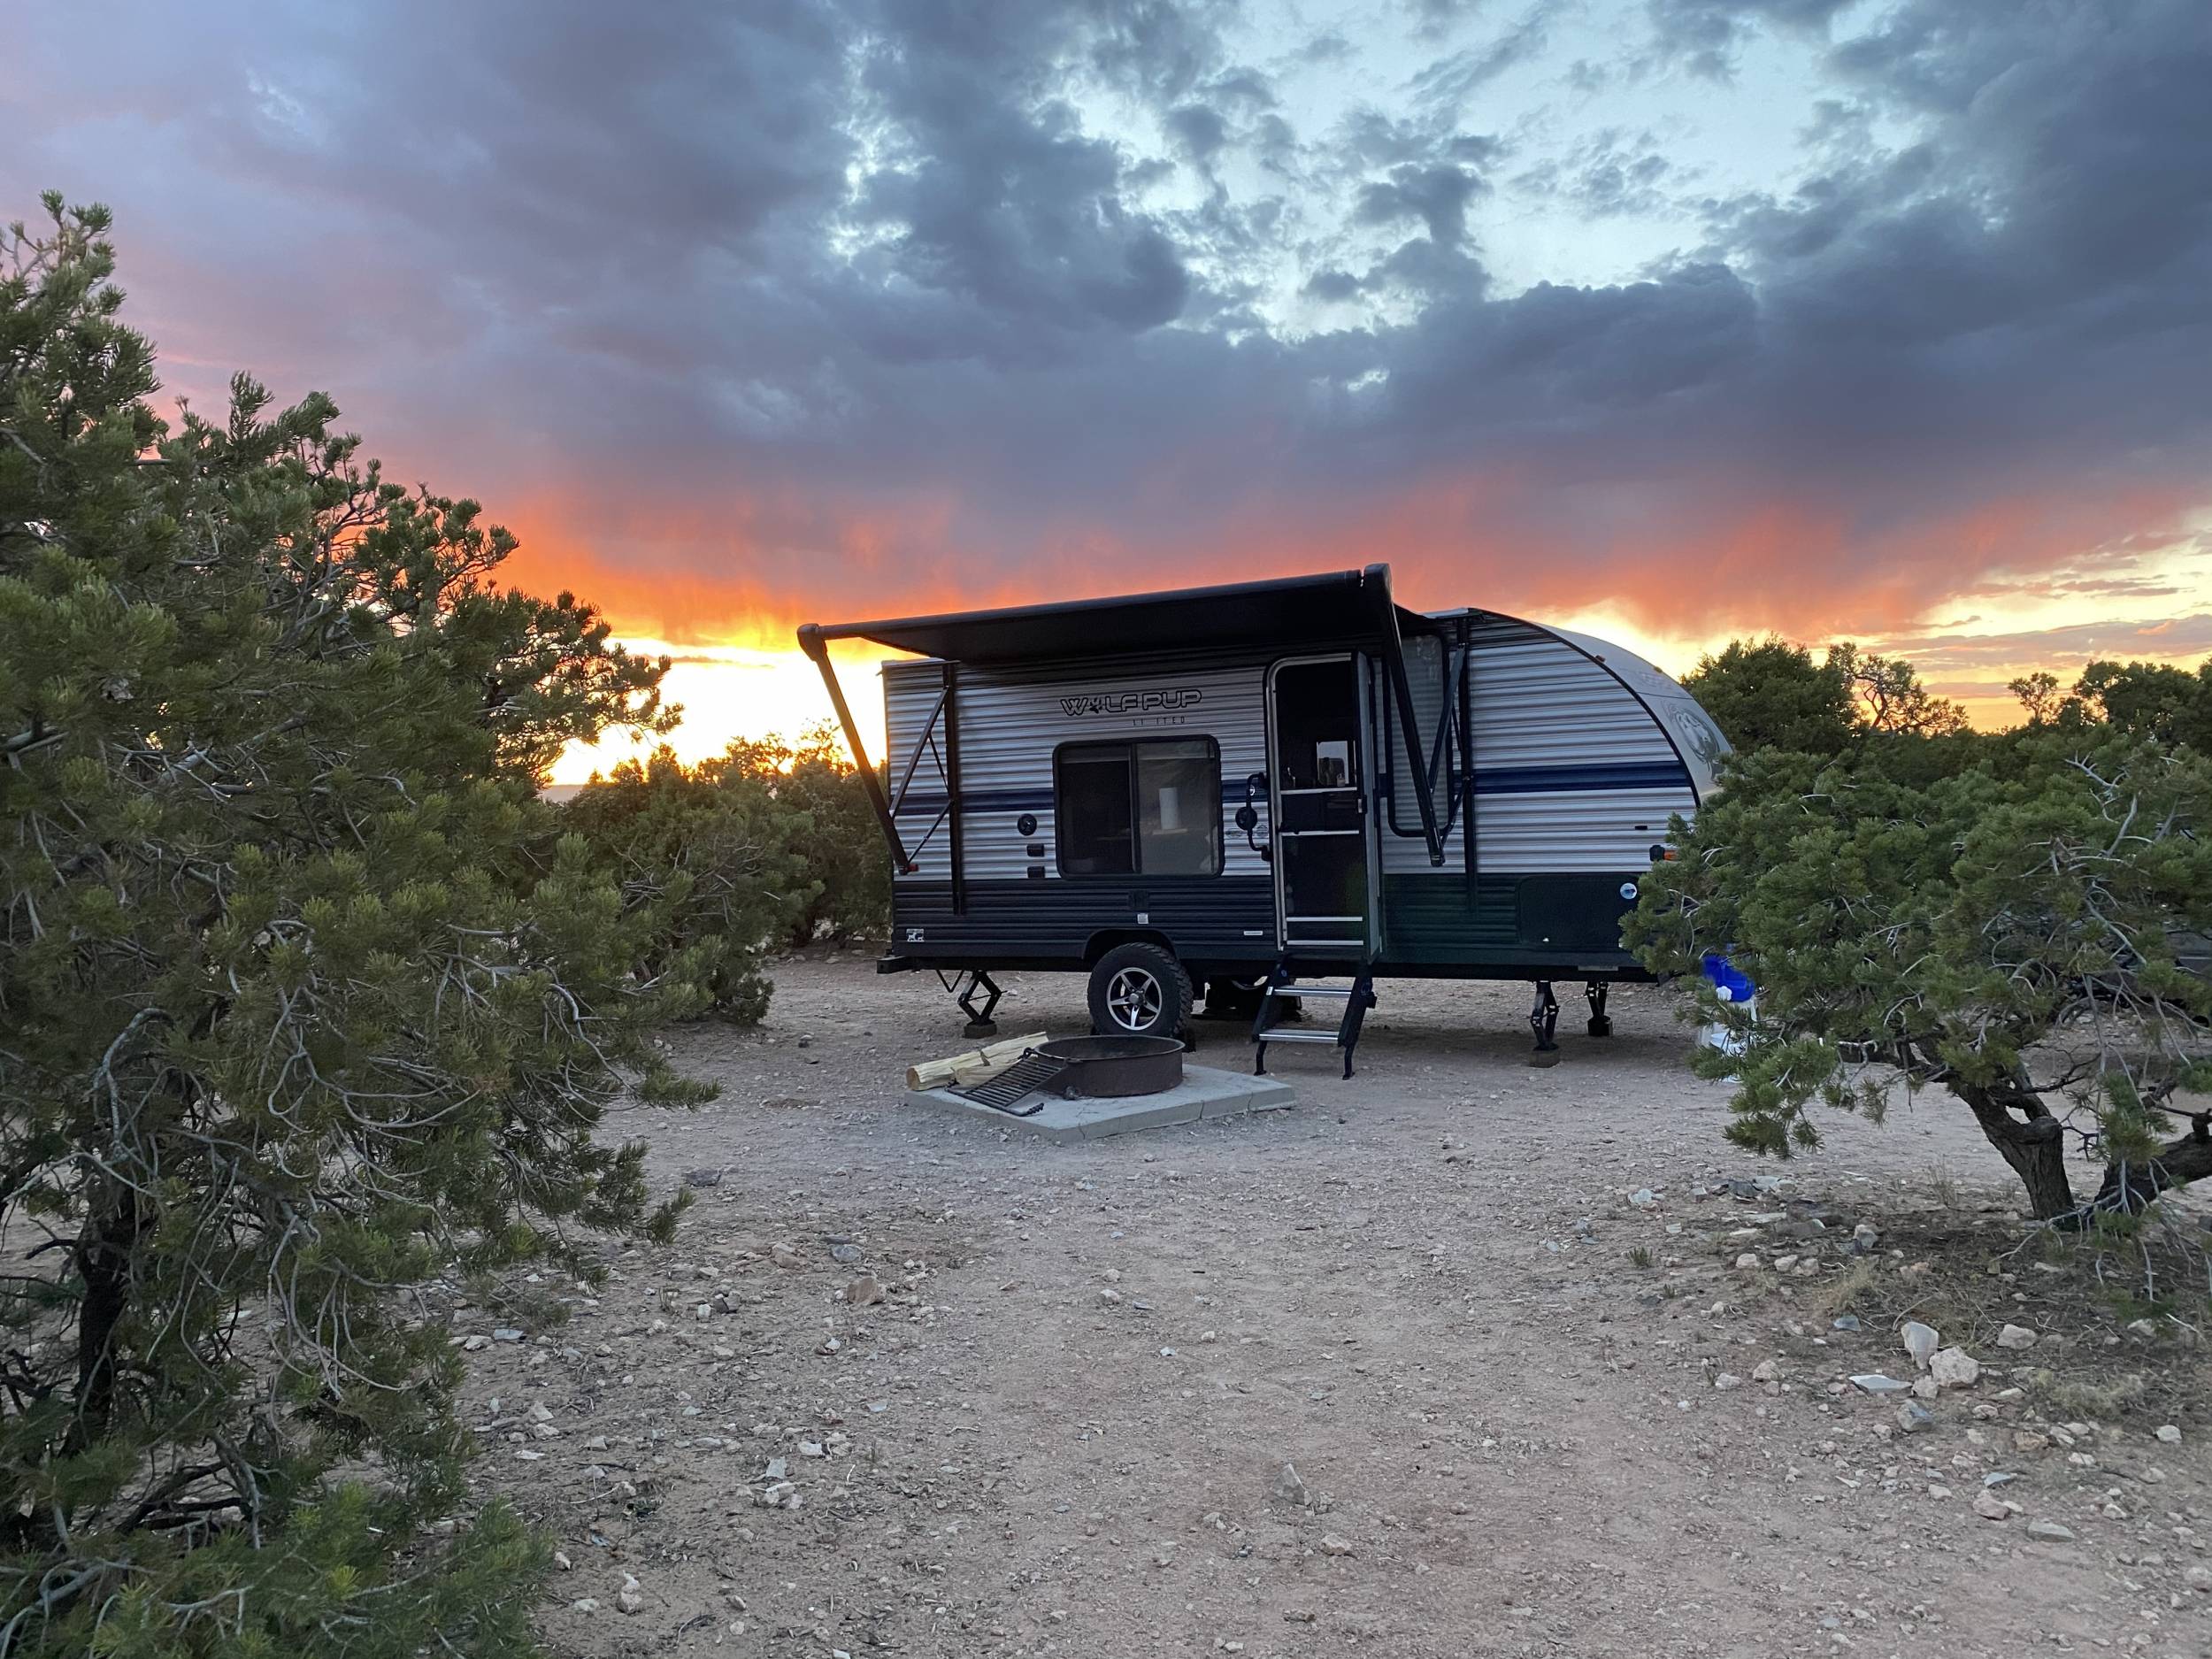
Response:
[1055,739,1220,877]
[1056,747,1136,874]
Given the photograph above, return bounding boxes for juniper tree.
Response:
[561,744,813,1019]
[1679,638,1855,756]
[714,726,891,945]
[1627,733,2212,1225]
[1,196,713,1653]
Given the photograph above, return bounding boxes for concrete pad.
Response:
[903,1064,1295,1144]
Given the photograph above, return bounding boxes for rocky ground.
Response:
[452,954,2212,1659]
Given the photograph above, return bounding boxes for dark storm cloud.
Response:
[1647,0,1857,78]
[1514,130,1675,219]
[4,0,2209,645]
[1409,6,1557,104]
[1354,164,1487,246]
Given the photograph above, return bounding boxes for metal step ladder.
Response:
[1251,968,1378,1079]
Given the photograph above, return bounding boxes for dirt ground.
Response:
[457,954,2212,1659]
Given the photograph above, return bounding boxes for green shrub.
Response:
[1628,732,2212,1224]
[1,195,710,1655]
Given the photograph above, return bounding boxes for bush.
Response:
[714,726,891,946]
[1627,731,2212,1224]
[560,746,812,1019]
[1,196,711,1653]
[565,726,892,991]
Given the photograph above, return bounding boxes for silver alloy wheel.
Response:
[1104,966,1164,1031]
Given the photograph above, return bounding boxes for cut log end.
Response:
[906,1032,1050,1092]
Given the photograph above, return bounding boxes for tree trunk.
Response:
[2088,1114,2212,1216]
[1957,1081,2077,1220]
[66,1185,142,1455]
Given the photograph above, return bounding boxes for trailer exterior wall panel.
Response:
[882,656,1278,972]
[868,603,1728,983]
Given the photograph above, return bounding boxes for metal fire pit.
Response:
[1033,1034,1185,1097]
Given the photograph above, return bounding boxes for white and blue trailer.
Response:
[800,565,1728,1070]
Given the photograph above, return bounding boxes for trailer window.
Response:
[1055,740,1220,877]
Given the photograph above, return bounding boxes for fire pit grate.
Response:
[949,1035,1187,1111]
[951,1051,1065,1114]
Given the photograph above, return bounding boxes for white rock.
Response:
[1900,1321,1939,1370]
[1319,1533,1355,1556]
[1928,1347,1980,1389]
[1850,1374,1910,1394]
[1733,1253,1760,1271]
[1972,1490,2012,1521]
[2024,1519,2075,1542]
[1995,1323,2039,1350]
[1713,1372,1743,1391]
[1751,1359,1780,1384]
[1628,1188,1658,1210]
[2156,1424,2182,1443]
[1272,1463,1310,1507]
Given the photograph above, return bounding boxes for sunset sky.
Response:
[8,0,2209,780]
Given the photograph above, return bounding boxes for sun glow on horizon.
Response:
[557,524,2212,784]
[551,638,896,785]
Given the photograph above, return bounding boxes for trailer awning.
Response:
[796,565,1432,664]
[796,563,1449,875]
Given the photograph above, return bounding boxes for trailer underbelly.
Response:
[882,871,1648,981]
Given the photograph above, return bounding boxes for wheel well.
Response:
[1082,929,1179,968]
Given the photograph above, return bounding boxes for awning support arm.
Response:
[1457,614,1478,888]
[1419,646,1466,834]
[888,679,949,816]
[796,625,913,873]
[1368,566,1446,867]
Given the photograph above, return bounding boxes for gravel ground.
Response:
[457,954,2212,1659]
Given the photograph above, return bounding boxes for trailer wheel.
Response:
[1088,944,1192,1040]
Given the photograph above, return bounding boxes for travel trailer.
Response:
[799,565,1729,1072]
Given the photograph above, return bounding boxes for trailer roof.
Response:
[796,564,1433,664]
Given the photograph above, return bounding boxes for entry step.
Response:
[1251,970,1378,1079]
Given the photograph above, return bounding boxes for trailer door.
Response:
[1267,656,1375,956]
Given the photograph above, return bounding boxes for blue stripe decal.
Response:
[902,762,1690,817]
[1473,762,1692,795]
[896,788,1053,815]
[1377,761,1692,799]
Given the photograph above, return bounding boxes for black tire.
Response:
[1087,943,1193,1039]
